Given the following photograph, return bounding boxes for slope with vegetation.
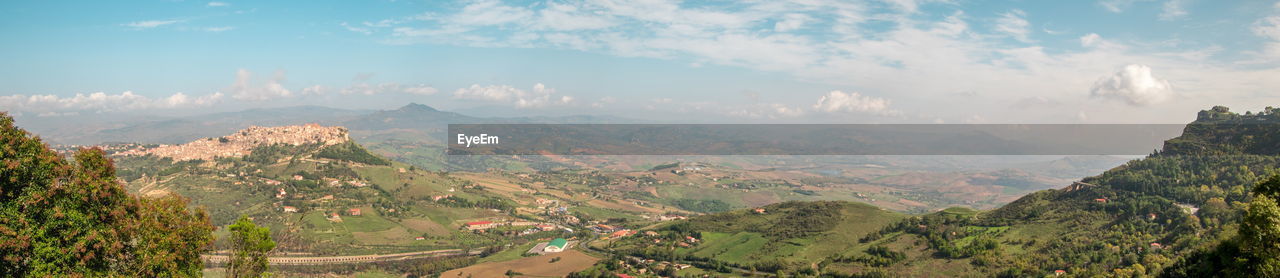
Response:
[0,113,214,276]
[574,106,1280,277]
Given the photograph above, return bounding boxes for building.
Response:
[282,206,298,213]
[753,208,767,214]
[348,208,362,216]
[543,238,569,253]
[415,236,425,241]
[465,220,498,230]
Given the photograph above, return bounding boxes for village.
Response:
[115,124,350,161]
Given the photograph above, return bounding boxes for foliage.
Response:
[228,214,276,278]
[672,198,732,213]
[316,141,391,165]
[0,112,214,276]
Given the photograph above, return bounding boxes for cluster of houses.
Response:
[616,257,692,276]
[463,220,563,233]
[115,124,350,161]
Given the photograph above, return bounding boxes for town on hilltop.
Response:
[116,123,349,161]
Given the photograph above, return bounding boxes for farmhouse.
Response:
[543,238,568,253]
[282,206,298,213]
[348,208,362,216]
[465,220,498,230]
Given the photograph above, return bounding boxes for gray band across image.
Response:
[447,124,1194,155]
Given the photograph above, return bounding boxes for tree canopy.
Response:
[0,112,214,276]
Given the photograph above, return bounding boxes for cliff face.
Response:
[118,124,349,161]
[1160,106,1280,156]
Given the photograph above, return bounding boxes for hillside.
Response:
[579,106,1280,277]
[110,124,578,258]
[593,201,904,274]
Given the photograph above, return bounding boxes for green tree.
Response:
[0,112,214,276]
[227,215,275,278]
[1241,187,1280,275]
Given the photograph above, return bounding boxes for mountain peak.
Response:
[399,103,439,112]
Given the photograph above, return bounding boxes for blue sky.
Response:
[2,0,1279,123]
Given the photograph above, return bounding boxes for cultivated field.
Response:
[440,250,600,278]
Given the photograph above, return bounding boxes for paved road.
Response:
[203,249,482,266]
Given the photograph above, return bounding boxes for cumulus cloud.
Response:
[0,91,223,114]
[452,83,573,108]
[812,91,894,115]
[229,69,293,101]
[1090,64,1173,106]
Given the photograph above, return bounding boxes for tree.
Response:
[0,112,213,276]
[228,215,275,278]
[1241,186,1280,276]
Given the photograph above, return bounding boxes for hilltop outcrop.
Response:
[118,124,348,161]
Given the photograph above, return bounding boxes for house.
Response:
[753,208,767,214]
[465,221,498,230]
[611,230,635,238]
[292,175,304,181]
[1054,269,1066,276]
[1150,242,1163,249]
[644,231,660,237]
[327,213,343,222]
[282,206,298,213]
[415,236,425,241]
[595,224,618,233]
[348,208,362,216]
[510,221,537,226]
[536,224,556,231]
[1094,198,1108,203]
[543,238,569,253]
[275,188,287,199]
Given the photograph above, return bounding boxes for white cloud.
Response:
[207,1,229,7]
[995,9,1031,42]
[1159,0,1189,20]
[0,91,223,113]
[812,90,894,115]
[536,2,616,31]
[1080,33,1103,47]
[402,85,439,95]
[1098,0,1151,13]
[1255,16,1280,40]
[122,20,182,29]
[452,83,573,108]
[229,69,293,101]
[774,14,808,32]
[341,22,372,35]
[204,26,234,32]
[1090,64,1173,106]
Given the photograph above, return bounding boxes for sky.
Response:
[1,0,1279,123]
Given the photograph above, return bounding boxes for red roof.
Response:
[466,221,494,226]
[616,274,634,278]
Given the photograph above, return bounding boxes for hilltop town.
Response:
[116,124,349,161]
